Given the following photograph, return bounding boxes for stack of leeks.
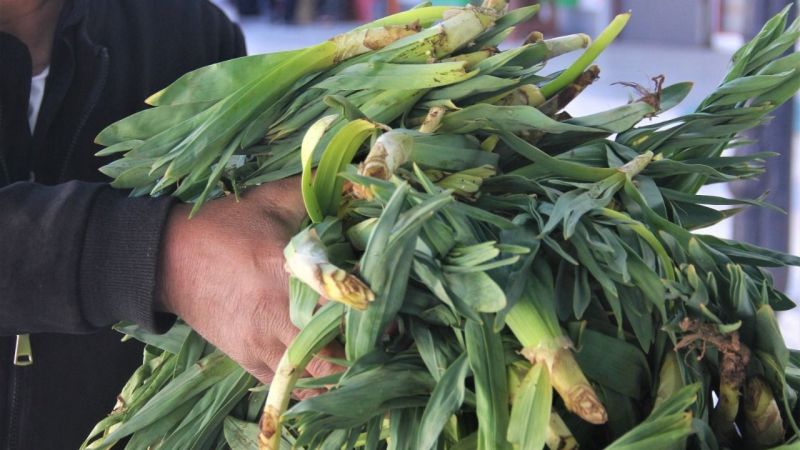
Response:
[83,2,800,449]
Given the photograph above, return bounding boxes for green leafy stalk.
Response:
[743,377,785,448]
[539,13,630,98]
[259,303,344,450]
[505,276,608,425]
[284,227,375,309]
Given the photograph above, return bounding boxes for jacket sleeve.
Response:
[219,8,247,58]
[0,3,245,337]
[0,181,175,335]
[201,0,248,59]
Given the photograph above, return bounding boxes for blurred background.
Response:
[213,0,799,345]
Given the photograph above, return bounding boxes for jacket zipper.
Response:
[13,335,33,366]
[4,49,106,450]
[4,38,111,450]
[4,43,39,450]
[7,337,32,450]
[1,89,25,450]
[3,18,111,450]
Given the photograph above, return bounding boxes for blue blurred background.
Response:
[212,0,800,345]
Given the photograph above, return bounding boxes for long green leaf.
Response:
[465,317,511,450]
[314,119,378,216]
[417,353,471,450]
[316,61,476,91]
[96,352,238,445]
[507,364,552,450]
[302,114,338,222]
[147,51,301,106]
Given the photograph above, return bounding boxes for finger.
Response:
[249,336,288,384]
[305,341,347,379]
[246,177,306,225]
[293,388,327,401]
[273,321,302,350]
[246,175,301,202]
[249,366,276,386]
[269,301,304,350]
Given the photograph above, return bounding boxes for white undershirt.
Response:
[28,66,50,133]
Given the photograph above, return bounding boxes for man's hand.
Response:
[157,177,342,384]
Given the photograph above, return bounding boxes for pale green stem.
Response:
[540,13,631,98]
[506,295,608,425]
[259,304,344,450]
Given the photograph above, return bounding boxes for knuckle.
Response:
[250,296,298,346]
[249,366,275,385]
[244,334,286,371]
[306,356,336,378]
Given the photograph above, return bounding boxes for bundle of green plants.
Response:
[81,2,800,449]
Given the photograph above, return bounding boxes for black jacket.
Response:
[0,1,245,448]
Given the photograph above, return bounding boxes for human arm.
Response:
[0,181,175,335]
[157,177,343,384]
[0,177,341,383]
